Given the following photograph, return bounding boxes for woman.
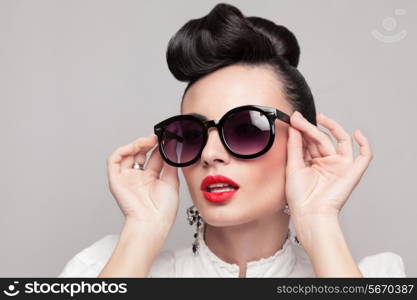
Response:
[58,3,406,278]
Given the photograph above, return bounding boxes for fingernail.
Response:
[296,111,304,119]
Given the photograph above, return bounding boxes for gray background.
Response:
[1,0,416,277]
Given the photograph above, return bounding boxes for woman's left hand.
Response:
[285,111,373,237]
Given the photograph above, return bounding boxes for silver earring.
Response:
[283,203,291,215]
[283,205,300,244]
[186,205,203,255]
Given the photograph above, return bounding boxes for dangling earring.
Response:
[283,203,291,215]
[284,204,302,246]
[295,235,301,246]
[186,205,203,255]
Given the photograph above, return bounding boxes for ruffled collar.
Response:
[196,224,297,276]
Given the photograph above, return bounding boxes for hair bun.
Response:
[246,16,300,68]
[166,3,300,82]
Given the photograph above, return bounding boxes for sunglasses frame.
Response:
[153,104,291,168]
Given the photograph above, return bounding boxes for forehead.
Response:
[181,64,290,119]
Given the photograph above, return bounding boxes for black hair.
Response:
[166,2,317,125]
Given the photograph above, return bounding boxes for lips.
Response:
[200,175,240,191]
[200,175,240,203]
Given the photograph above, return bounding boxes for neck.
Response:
[203,211,290,268]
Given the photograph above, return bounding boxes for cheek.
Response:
[182,167,197,196]
[244,135,288,205]
[182,166,209,209]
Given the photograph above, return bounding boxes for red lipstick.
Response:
[200,175,240,203]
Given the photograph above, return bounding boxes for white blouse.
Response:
[58,226,406,277]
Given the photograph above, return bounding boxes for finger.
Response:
[160,161,180,192]
[122,145,147,170]
[301,136,314,164]
[146,143,164,176]
[304,145,313,166]
[286,126,306,173]
[121,134,158,170]
[107,134,157,174]
[302,132,321,158]
[131,134,159,170]
[300,119,331,159]
[351,129,373,177]
[290,111,336,157]
[129,152,147,169]
[316,113,353,158]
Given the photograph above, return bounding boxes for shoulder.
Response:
[288,241,406,278]
[358,251,406,277]
[149,245,197,277]
[288,241,315,277]
[57,234,119,277]
[58,234,179,277]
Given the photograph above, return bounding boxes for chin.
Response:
[197,205,259,228]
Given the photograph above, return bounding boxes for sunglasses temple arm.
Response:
[275,109,291,124]
[164,130,184,143]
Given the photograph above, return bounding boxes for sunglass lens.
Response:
[161,119,204,165]
[223,110,271,155]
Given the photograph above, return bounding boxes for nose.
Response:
[200,127,231,168]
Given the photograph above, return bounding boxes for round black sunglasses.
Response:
[153,104,291,168]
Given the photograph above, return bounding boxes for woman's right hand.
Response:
[106,133,180,229]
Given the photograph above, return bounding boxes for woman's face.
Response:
[181,64,294,227]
